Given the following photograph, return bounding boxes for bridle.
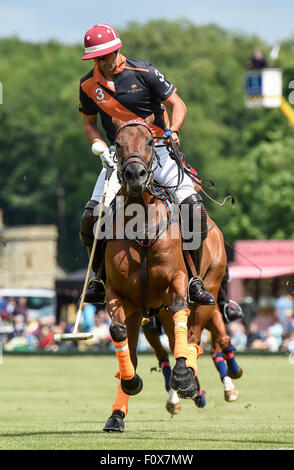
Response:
[115,120,155,188]
[113,119,176,248]
[112,120,178,318]
[114,119,189,202]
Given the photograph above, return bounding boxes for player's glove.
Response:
[91,141,114,168]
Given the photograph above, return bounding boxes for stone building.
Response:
[0,210,60,289]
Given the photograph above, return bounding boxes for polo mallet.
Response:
[54,164,113,342]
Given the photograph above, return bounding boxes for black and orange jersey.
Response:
[79,53,176,144]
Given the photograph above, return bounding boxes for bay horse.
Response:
[106,213,242,422]
[120,215,243,418]
[103,118,201,432]
[186,181,243,402]
[142,215,243,413]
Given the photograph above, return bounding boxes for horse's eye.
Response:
[115,141,121,149]
[147,138,153,147]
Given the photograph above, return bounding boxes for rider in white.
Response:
[79,23,215,306]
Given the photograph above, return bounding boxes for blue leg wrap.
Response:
[212,352,228,382]
[223,345,239,376]
[159,359,171,392]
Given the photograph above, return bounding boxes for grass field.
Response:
[0,353,293,451]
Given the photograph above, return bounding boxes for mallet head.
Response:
[54,333,94,342]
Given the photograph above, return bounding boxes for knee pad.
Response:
[80,199,99,247]
[109,323,127,342]
[180,193,208,242]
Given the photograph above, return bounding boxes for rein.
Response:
[182,164,235,208]
[116,119,234,207]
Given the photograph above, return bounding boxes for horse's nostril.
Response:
[124,165,147,182]
[125,169,133,181]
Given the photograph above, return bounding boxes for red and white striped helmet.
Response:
[82,24,122,60]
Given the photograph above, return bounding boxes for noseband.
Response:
[115,120,154,187]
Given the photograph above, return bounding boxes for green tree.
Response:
[1,22,294,271]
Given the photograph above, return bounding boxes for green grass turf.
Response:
[0,353,293,450]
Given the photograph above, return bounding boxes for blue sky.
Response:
[0,0,293,45]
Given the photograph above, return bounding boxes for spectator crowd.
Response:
[0,291,294,354]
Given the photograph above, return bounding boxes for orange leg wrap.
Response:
[112,381,129,416]
[173,309,190,359]
[186,343,203,377]
[112,339,135,381]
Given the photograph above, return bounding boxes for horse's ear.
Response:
[112,117,124,129]
[144,113,155,127]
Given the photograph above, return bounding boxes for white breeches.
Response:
[91,144,196,207]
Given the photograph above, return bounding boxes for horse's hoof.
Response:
[224,387,239,402]
[227,367,243,379]
[121,373,143,396]
[223,376,239,402]
[193,390,206,408]
[103,410,125,432]
[166,400,181,415]
[170,367,198,399]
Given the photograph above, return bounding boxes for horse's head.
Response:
[113,116,154,197]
